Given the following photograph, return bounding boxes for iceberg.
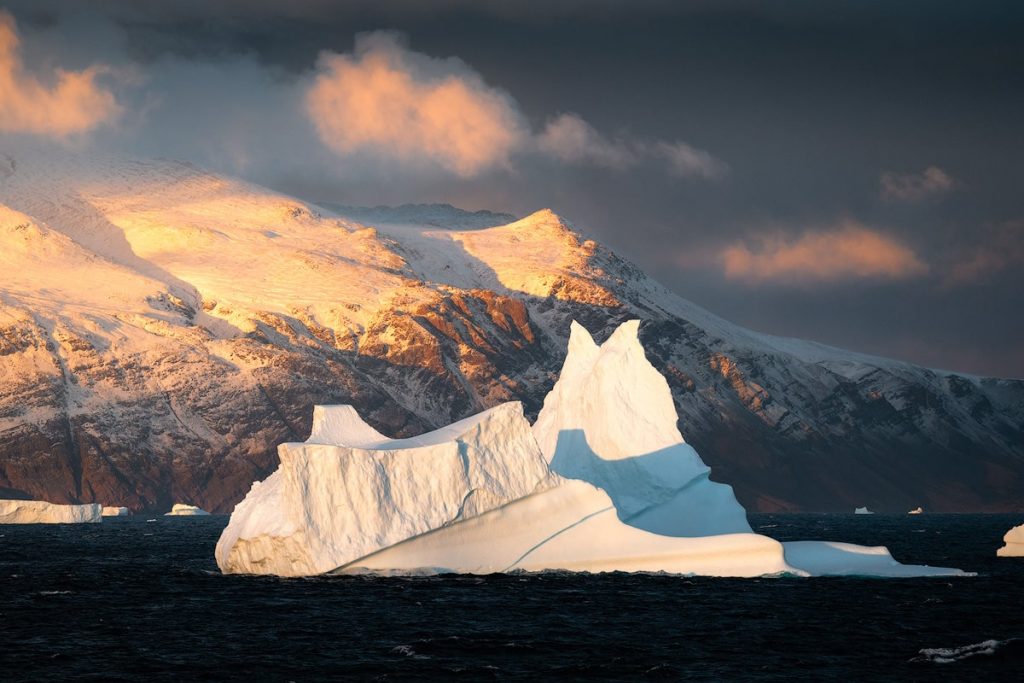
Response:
[908,507,923,515]
[0,499,102,524]
[217,320,964,578]
[102,506,131,517]
[854,507,874,514]
[165,503,211,516]
[997,524,1024,557]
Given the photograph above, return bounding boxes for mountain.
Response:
[1,148,1022,513]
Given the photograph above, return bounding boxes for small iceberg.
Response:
[0,499,102,524]
[102,506,131,517]
[165,503,210,516]
[908,507,923,515]
[854,507,874,515]
[997,523,1024,557]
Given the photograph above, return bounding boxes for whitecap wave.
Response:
[911,638,1017,664]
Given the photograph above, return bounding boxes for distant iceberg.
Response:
[216,320,964,579]
[908,507,923,515]
[102,506,130,517]
[165,504,210,516]
[0,499,101,524]
[855,507,874,515]
[997,524,1024,557]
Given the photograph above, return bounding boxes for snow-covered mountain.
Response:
[1,148,1022,513]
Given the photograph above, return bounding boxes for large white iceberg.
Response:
[0,499,102,524]
[997,524,1024,557]
[216,320,964,578]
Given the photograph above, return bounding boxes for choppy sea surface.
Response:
[1,513,1022,682]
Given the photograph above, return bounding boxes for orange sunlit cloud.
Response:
[720,221,928,282]
[305,32,526,177]
[0,11,120,137]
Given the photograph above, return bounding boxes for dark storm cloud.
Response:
[1,0,1022,377]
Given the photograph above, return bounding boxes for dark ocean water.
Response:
[1,514,1022,682]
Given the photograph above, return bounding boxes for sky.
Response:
[1,0,1022,378]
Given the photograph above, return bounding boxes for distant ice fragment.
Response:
[908,507,923,515]
[165,503,210,516]
[102,506,130,517]
[997,523,1024,557]
[854,507,874,515]
[0,499,101,524]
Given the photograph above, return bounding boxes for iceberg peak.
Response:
[566,319,599,357]
[534,319,750,537]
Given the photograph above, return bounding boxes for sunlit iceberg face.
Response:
[997,524,1024,557]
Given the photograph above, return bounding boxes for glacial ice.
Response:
[533,320,751,537]
[102,506,130,517]
[165,504,210,516]
[216,320,965,579]
[996,524,1024,557]
[780,541,960,577]
[0,499,102,524]
[855,507,874,515]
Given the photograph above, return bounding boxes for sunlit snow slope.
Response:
[1,147,1022,512]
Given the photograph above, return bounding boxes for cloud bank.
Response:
[305,32,726,179]
[721,221,928,283]
[538,112,727,179]
[880,166,954,202]
[947,220,1024,286]
[0,11,120,138]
